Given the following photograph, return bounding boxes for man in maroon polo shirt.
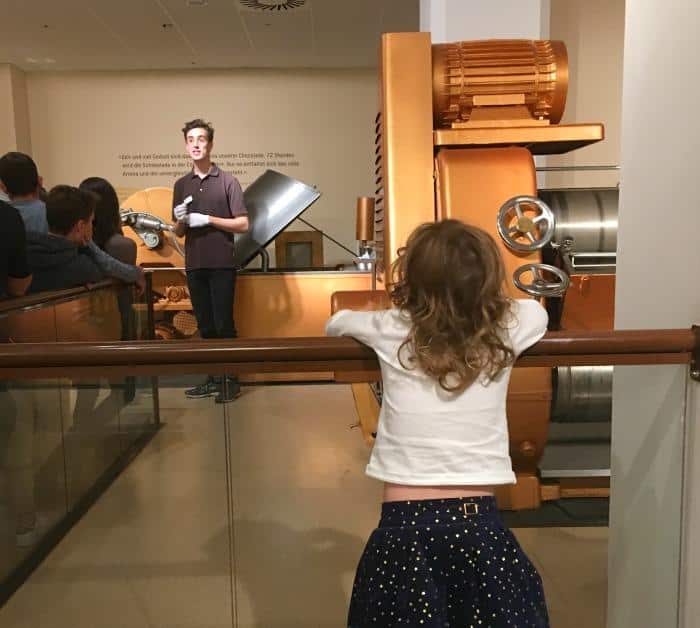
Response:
[172,119,249,403]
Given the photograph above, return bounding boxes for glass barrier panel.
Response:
[0,301,59,344]
[54,288,123,343]
[0,378,68,582]
[215,365,684,627]
[0,361,689,627]
[0,285,161,603]
[46,288,147,505]
[99,284,159,446]
[61,376,128,509]
[0,300,63,583]
[118,375,159,450]
[607,363,686,628]
[0,371,233,627]
[222,373,381,626]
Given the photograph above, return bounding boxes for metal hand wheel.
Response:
[513,263,570,297]
[497,196,555,252]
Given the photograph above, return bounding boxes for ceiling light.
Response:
[239,0,306,11]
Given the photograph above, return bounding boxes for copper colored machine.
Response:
[336,33,610,510]
[432,39,568,129]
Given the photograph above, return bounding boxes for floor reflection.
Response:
[0,384,607,627]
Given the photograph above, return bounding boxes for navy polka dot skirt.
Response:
[347,496,549,627]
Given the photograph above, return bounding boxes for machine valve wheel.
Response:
[513,263,570,297]
[497,195,555,252]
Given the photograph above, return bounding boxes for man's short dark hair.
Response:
[182,118,214,142]
[46,185,96,235]
[0,152,39,196]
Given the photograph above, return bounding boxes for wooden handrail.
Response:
[0,329,696,380]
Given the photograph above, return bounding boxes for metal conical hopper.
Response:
[233,170,321,268]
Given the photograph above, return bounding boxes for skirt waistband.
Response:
[379,495,498,527]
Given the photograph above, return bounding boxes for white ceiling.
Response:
[0,0,419,72]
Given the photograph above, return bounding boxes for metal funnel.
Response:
[234,170,321,268]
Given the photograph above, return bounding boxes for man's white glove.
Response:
[188,212,210,228]
[173,203,188,222]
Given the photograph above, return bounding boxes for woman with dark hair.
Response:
[77,177,137,403]
[78,177,136,265]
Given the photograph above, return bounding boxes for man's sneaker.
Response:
[185,378,218,399]
[215,378,242,404]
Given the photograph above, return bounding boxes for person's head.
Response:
[389,219,515,392]
[182,118,214,164]
[79,177,122,248]
[46,185,96,246]
[0,152,42,199]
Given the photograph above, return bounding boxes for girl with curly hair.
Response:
[326,219,550,627]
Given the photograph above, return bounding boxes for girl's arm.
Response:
[325,309,383,347]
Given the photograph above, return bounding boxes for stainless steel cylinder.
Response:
[539,188,618,253]
[551,365,613,422]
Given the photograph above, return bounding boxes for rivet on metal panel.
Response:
[519,441,537,457]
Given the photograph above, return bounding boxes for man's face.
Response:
[185,128,212,163]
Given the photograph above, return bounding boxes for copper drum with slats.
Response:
[432,39,568,128]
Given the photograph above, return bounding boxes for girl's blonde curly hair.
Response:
[389,219,515,393]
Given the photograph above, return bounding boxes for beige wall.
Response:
[26,68,378,266]
[548,0,625,188]
[420,0,549,42]
[0,64,32,155]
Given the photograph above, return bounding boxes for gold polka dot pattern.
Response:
[348,496,549,627]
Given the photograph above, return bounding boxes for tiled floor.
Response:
[0,384,607,627]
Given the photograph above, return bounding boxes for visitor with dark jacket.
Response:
[0,152,144,292]
[0,200,32,299]
[27,186,105,293]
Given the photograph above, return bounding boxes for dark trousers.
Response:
[187,268,238,385]
[186,268,238,339]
